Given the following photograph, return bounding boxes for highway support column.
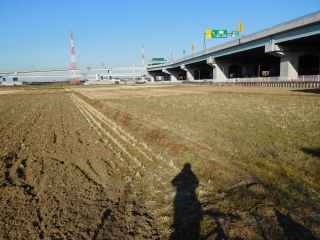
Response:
[206,57,229,80]
[149,74,155,83]
[180,65,197,81]
[279,52,302,79]
[265,43,306,80]
[162,68,179,82]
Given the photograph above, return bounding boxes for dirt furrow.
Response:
[70,93,178,181]
[69,94,136,176]
[70,93,172,165]
[70,94,152,172]
[69,94,177,197]
[0,93,160,239]
[68,93,184,237]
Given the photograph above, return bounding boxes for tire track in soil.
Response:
[0,93,161,239]
[69,93,180,237]
[70,93,176,180]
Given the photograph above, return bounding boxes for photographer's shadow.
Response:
[170,163,202,240]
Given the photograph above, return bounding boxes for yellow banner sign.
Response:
[205,30,212,38]
[238,22,243,32]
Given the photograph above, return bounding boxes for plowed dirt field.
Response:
[0,91,161,239]
[1,86,319,240]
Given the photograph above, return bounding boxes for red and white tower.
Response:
[141,43,145,66]
[70,31,80,85]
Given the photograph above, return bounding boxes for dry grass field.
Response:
[1,83,319,239]
[74,84,320,239]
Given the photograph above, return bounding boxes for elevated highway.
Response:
[147,11,320,82]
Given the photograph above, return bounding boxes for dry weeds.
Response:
[73,84,320,239]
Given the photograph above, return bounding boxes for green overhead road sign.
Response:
[212,30,227,38]
[231,31,240,37]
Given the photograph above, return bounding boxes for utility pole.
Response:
[141,43,145,66]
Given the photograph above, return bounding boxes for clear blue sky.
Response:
[0,0,319,71]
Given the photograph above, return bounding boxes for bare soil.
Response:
[0,91,159,239]
[1,85,319,239]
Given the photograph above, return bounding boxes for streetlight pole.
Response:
[170,43,172,63]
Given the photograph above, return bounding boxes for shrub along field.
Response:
[74,84,320,239]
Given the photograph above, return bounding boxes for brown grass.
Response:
[71,84,320,238]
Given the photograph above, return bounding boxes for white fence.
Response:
[148,75,320,86]
[213,75,320,83]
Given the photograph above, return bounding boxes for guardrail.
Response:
[175,75,320,87]
[179,75,320,83]
[228,75,320,83]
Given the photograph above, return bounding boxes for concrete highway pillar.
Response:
[180,65,197,81]
[162,68,179,82]
[171,74,178,82]
[149,74,155,83]
[280,52,300,79]
[265,43,306,79]
[206,57,229,80]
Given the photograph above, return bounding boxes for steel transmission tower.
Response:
[70,31,80,85]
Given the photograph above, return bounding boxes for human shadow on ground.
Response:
[275,210,319,240]
[291,89,320,94]
[92,209,112,240]
[301,147,320,158]
[169,163,242,240]
[170,163,202,240]
[169,163,319,239]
